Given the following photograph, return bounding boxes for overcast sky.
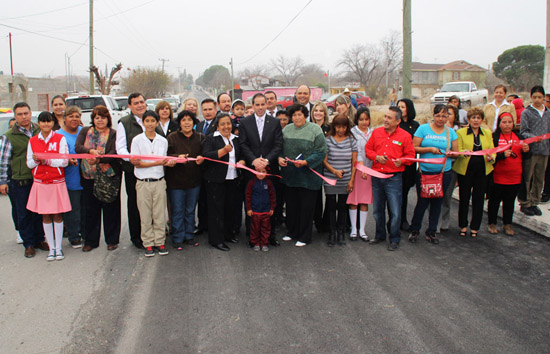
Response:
[0,0,546,84]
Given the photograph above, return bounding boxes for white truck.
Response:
[65,95,128,126]
[430,81,488,108]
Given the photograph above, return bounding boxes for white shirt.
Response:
[213,131,238,180]
[159,120,170,135]
[254,113,266,141]
[26,131,69,169]
[267,107,278,117]
[490,100,511,132]
[130,132,168,179]
[529,104,546,117]
[116,115,145,161]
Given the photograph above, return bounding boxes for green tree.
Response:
[122,67,171,98]
[196,65,231,89]
[493,45,544,91]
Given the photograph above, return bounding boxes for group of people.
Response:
[1,83,549,260]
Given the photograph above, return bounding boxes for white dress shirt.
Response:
[159,120,170,135]
[116,115,145,161]
[26,131,69,169]
[213,131,238,180]
[130,132,168,180]
[254,113,266,141]
[490,100,511,132]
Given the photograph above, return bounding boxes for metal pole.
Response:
[89,0,94,94]
[402,0,412,99]
[544,0,550,90]
[328,70,331,94]
[9,33,14,77]
[230,58,234,99]
[9,32,14,105]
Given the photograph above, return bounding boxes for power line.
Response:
[240,0,313,65]
[0,23,86,45]
[0,2,88,21]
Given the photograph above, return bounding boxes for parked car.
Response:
[146,98,163,111]
[66,95,126,126]
[0,107,12,114]
[325,92,371,115]
[430,81,488,108]
[163,97,180,111]
[114,96,129,111]
[276,95,294,110]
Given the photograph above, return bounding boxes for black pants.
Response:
[401,163,417,224]
[81,178,121,248]
[122,162,141,246]
[197,179,208,231]
[544,161,550,195]
[325,193,348,232]
[285,186,318,244]
[488,183,520,225]
[457,157,487,231]
[206,179,237,245]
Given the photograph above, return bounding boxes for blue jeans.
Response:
[410,170,453,234]
[169,186,200,243]
[372,173,402,243]
[12,181,44,248]
[64,189,82,242]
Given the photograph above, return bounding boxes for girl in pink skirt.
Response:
[26,112,71,261]
[347,107,373,241]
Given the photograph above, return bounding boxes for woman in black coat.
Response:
[202,114,245,251]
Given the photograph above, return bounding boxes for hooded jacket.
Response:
[519,105,550,155]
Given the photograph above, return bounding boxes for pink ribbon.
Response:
[447,144,511,156]
[34,153,280,178]
[519,133,550,145]
[393,157,447,164]
[354,162,394,179]
[284,157,336,185]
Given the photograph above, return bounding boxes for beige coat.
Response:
[483,102,517,131]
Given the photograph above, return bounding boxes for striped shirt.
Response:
[323,135,358,194]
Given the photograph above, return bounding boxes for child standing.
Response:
[130,111,176,257]
[245,167,276,252]
[26,112,71,261]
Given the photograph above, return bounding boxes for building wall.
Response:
[0,75,66,110]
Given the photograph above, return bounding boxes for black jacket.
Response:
[156,119,178,138]
[238,114,283,174]
[196,118,217,137]
[202,133,241,183]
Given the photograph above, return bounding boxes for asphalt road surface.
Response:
[1,93,548,353]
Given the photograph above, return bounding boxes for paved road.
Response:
[1,92,548,353]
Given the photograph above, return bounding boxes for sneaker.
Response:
[55,250,65,260]
[426,231,439,244]
[295,241,307,247]
[387,242,399,251]
[173,243,184,251]
[145,247,155,257]
[47,251,55,261]
[253,245,260,251]
[540,194,550,204]
[157,245,169,255]
[359,234,369,242]
[70,240,82,249]
[520,206,535,216]
[531,206,543,216]
[408,231,419,243]
[282,236,292,241]
[261,246,269,252]
[16,232,23,244]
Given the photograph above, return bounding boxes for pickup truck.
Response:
[66,95,128,126]
[430,81,488,108]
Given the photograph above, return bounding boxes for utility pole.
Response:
[176,67,182,93]
[159,58,169,73]
[402,0,412,99]
[327,70,331,94]
[89,0,94,94]
[230,58,235,99]
[544,0,550,90]
[9,32,14,105]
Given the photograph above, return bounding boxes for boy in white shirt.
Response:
[130,111,175,257]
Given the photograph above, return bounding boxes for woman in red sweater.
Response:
[487,112,530,235]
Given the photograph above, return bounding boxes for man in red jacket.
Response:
[366,107,415,251]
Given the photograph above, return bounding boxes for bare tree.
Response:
[337,44,381,95]
[270,55,304,86]
[122,67,171,98]
[298,63,327,88]
[90,63,123,95]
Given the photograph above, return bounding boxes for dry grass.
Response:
[369,101,432,128]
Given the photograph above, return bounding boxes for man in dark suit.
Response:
[195,98,218,235]
[239,93,283,245]
[295,85,314,121]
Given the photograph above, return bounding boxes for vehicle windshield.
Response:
[440,83,469,92]
[66,97,106,111]
[116,99,128,110]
